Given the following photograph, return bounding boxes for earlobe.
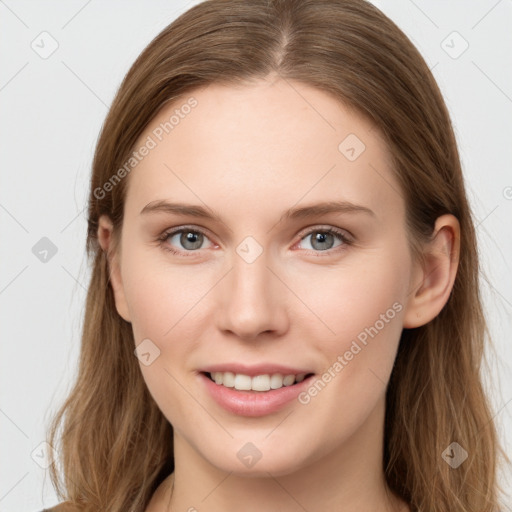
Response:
[402,214,460,328]
[97,215,131,323]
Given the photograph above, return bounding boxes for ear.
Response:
[402,214,460,328]
[97,215,131,323]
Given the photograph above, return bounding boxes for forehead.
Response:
[123,79,403,224]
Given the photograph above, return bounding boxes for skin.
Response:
[97,76,460,512]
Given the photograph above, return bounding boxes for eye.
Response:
[158,225,352,257]
[158,226,214,255]
[296,227,352,253]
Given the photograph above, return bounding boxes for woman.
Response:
[43,0,508,510]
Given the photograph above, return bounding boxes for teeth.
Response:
[252,374,271,391]
[234,374,252,390]
[222,371,235,387]
[209,372,309,391]
[270,374,284,389]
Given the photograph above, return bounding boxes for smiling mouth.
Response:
[203,371,315,392]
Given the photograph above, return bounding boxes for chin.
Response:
[202,440,312,478]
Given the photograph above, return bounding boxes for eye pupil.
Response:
[181,231,203,250]
[311,231,334,251]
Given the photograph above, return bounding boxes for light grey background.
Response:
[0,1,511,510]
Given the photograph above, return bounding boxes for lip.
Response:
[200,363,313,377]
[199,371,315,417]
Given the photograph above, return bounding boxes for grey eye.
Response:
[299,230,344,251]
[168,230,208,250]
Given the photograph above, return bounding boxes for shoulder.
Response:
[41,503,77,512]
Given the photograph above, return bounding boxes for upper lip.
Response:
[200,363,314,377]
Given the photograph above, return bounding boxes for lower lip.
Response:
[199,372,315,417]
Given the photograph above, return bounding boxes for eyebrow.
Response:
[140,200,375,222]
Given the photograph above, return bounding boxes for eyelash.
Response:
[157,225,353,257]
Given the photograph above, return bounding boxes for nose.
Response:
[215,248,290,340]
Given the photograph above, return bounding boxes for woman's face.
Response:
[108,77,421,477]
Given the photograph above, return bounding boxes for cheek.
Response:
[285,270,406,451]
[121,245,212,343]
[292,245,409,404]
[289,251,408,350]
[121,253,212,425]
[332,263,405,350]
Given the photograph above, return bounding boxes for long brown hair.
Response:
[46,0,509,510]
